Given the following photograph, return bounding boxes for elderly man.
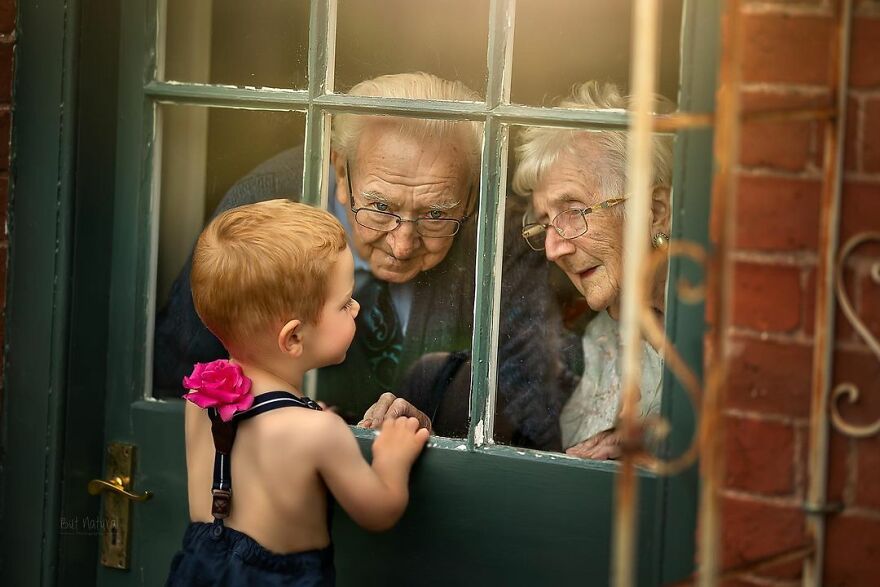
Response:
[154,72,579,451]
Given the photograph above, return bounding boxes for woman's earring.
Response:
[652,232,669,249]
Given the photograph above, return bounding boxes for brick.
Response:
[741,91,827,172]
[856,435,880,509]
[726,336,813,418]
[850,17,880,89]
[846,95,860,173]
[721,495,805,569]
[827,429,852,505]
[725,416,796,495]
[832,348,880,433]
[735,176,821,252]
[825,515,880,586]
[0,0,13,35]
[732,262,803,332]
[0,43,11,105]
[741,14,833,85]
[863,98,880,174]
[841,181,880,258]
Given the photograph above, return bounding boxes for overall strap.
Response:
[208,391,322,524]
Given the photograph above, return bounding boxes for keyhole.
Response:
[110,521,118,546]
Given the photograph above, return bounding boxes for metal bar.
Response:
[701,0,744,583]
[302,0,337,208]
[803,0,853,585]
[467,0,515,450]
[613,0,660,584]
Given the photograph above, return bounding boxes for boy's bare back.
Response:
[186,399,428,554]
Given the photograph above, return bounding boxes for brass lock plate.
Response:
[99,442,136,570]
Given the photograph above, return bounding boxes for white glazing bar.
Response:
[303,0,338,208]
[613,0,660,585]
[467,0,515,450]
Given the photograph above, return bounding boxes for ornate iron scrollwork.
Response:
[829,232,880,439]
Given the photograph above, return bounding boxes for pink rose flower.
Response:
[182,360,254,422]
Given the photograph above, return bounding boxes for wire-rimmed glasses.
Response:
[346,161,471,238]
[521,197,626,251]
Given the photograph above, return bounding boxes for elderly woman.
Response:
[515,81,673,460]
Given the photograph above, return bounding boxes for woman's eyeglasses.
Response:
[521,197,626,251]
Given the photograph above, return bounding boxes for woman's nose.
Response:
[544,229,575,262]
[351,299,361,318]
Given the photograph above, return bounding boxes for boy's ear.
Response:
[278,319,304,358]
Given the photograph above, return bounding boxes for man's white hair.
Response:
[331,72,482,178]
[512,81,674,201]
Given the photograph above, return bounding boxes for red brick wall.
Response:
[717,1,880,585]
[0,0,13,401]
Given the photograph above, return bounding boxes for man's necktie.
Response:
[355,274,403,391]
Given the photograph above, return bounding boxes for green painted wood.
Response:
[36,0,719,584]
[56,1,122,585]
[302,0,334,207]
[0,0,78,584]
[124,400,661,586]
[655,0,721,583]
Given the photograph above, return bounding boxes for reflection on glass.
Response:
[511,0,682,107]
[152,105,306,399]
[335,0,489,99]
[162,0,309,89]
[496,83,676,457]
[317,106,481,429]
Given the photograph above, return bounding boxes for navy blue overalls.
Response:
[167,391,335,586]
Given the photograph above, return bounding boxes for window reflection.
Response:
[162,0,309,89]
[152,105,306,399]
[496,86,676,457]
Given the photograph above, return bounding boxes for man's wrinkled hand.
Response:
[357,392,433,433]
[565,429,621,460]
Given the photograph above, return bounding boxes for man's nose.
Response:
[544,229,575,262]
[386,221,420,259]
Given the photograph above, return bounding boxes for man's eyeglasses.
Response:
[346,161,472,238]
[521,197,626,251]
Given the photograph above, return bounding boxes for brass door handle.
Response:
[87,476,153,502]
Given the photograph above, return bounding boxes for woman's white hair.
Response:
[331,72,482,177]
[512,81,674,200]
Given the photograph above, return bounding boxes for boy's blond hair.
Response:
[190,199,347,352]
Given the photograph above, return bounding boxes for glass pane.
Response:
[335,0,489,100]
[315,113,482,432]
[152,105,306,399]
[510,0,682,108]
[495,119,676,455]
[161,0,309,89]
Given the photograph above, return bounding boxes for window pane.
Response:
[316,112,481,432]
[161,0,309,89]
[495,121,676,455]
[510,0,682,108]
[335,0,489,100]
[152,105,306,399]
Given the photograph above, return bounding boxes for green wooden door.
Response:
[2,0,718,585]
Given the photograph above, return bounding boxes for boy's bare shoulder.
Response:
[257,405,354,448]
